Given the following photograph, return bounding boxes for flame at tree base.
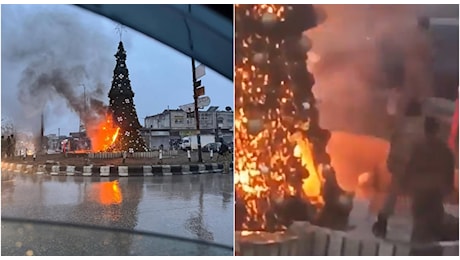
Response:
[86,112,120,152]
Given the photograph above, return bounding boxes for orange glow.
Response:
[235,5,325,231]
[97,181,123,205]
[72,150,90,154]
[86,112,120,152]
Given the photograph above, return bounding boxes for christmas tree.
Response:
[108,41,148,152]
[234,5,350,231]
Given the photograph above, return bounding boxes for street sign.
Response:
[179,96,211,112]
[195,86,205,97]
[198,96,210,107]
[195,64,206,79]
[179,103,195,112]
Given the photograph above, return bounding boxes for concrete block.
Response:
[66,166,75,175]
[100,166,110,176]
[36,165,46,175]
[143,165,152,176]
[50,165,60,175]
[118,166,128,177]
[181,165,192,175]
[83,166,92,176]
[162,165,171,176]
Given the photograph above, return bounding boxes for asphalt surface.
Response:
[1,171,234,256]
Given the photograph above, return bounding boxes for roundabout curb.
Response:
[1,162,234,177]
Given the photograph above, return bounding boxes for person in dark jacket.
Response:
[404,117,455,249]
[1,136,4,158]
[6,135,11,158]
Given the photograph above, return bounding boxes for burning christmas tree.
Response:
[234,4,352,232]
[107,41,148,152]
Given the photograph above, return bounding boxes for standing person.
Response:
[448,97,458,163]
[10,134,16,158]
[1,136,5,158]
[218,138,231,174]
[372,99,424,237]
[6,135,11,158]
[404,117,455,253]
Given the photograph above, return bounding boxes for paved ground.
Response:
[1,170,234,256]
[2,150,229,166]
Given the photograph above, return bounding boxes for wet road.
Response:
[1,171,233,255]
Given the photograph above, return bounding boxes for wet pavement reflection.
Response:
[1,171,233,255]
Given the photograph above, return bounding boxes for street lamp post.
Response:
[191,57,203,163]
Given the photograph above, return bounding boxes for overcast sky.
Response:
[1,4,233,136]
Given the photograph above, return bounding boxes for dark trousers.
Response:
[410,190,444,255]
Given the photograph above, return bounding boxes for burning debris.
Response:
[85,110,120,152]
[234,4,353,232]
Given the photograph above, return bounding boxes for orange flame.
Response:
[86,113,120,152]
[235,5,325,231]
[92,180,123,205]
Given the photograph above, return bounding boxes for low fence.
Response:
[235,222,459,256]
[88,150,178,159]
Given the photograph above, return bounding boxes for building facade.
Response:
[143,107,233,150]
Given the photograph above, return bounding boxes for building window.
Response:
[174,116,184,124]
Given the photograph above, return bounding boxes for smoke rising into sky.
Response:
[1,5,115,136]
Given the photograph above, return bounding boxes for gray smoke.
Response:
[1,5,125,135]
[307,4,457,139]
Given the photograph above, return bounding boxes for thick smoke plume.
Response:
[1,5,121,137]
[306,4,456,139]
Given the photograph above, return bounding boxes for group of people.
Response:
[1,134,16,159]
[373,97,458,253]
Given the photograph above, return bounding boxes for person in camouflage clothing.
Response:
[404,117,455,252]
[217,138,232,174]
[373,99,424,238]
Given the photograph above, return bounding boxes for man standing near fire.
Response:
[404,117,455,249]
[373,99,425,237]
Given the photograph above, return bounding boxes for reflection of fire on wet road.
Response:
[89,180,123,205]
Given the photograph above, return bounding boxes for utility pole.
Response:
[40,113,44,153]
[192,57,203,163]
[80,84,86,132]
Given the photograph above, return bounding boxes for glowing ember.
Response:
[235,4,333,231]
[86,112,120,152]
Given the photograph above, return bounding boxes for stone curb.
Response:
[1,162,233,177]
[235,222,459,256]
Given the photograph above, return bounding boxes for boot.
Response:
[372,213,388,238]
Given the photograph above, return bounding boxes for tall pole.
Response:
[80,84,86,132]
[192,57,202,163]
[40,113,44,153]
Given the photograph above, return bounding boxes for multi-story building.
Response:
[142,106,233,150]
